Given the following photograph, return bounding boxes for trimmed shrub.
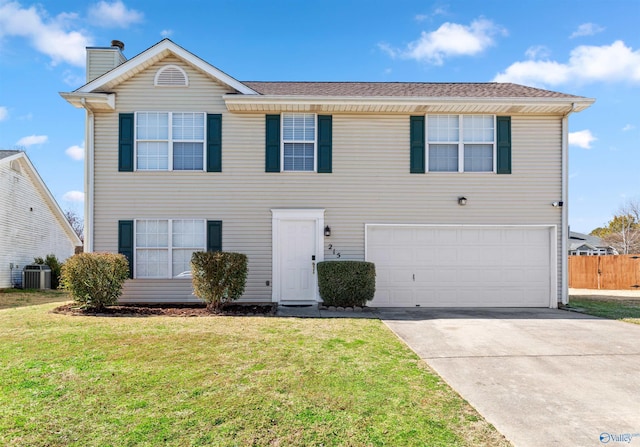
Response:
[191,251,248,311]
[317,260,376,307]
[33,254,61,289]
[60,253,130,309]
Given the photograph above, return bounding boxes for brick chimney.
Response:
[86,40,127,83]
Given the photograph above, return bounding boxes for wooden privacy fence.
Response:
[569,255,640,290]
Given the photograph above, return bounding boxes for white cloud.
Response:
[160,29,173,38]
[494,40,640,86]
[525,45,551,60]
[65,144,84,160]
[570,22,605,39]
[403,18,506,65]
[0,106,8,121]
[0,2,92,66]
[88,1,143,28]
[569,130,597,149]
[16,134,48,147]
[63,70,84,87]
[622,124,636,131]
[381,18,506,65]
[63,190,85,203]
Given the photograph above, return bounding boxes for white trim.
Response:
[425,114,496,173]
[77,39,258,95]
[365,223,558,308]
[154,64,189,87]
[134,111,206,172]
[561,110,573,305]
[133,218,206,279]
[271,209,325,304]
[86,108,94,252]
[224,95,595,114]
[280,113,318,173]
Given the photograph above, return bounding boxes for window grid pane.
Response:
[173,142,204,170]
[428,144,458,172]
[284,143,314,171]
[428,115,459,142]
[283,113,315,142]
[464,144,493,172]
[136,112,204,171]
[463,115,494,142]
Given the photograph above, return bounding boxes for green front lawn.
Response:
[0,292,508,446]
[0,288,69,309]
[567,295,640,325]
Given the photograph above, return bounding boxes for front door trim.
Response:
[271,209,325,304]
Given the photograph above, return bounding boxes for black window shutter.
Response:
[207,114,222,172]
[496,116,512,174]
[118,220,134,278]
[410,116,425,173]
[207,221,222,252]
[118,113,134,172]
[317,115,332,173]
[265,115,281,172]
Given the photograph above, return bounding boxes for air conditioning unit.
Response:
[22,264,52,290]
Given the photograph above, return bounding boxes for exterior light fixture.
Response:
[324,225,331,237]
[552,201,564,207]
[458,197,467,206]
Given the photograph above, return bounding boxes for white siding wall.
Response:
[0,158,78,288]
[92,56,563,303]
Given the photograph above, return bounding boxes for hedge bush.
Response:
[60,253,130,309]
[191,251,248,311]
[34,254,61,289]
[317,260,376,307]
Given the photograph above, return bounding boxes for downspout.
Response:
[561,103,576,305]
[82,98,94,253]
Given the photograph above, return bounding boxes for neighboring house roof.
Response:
[61,39,595,115]
[569,231,616,252]
[0,150,21,160]
[0,152,82,247]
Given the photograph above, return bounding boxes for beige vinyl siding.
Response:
[92,56,563,303]
[86,48,126,83]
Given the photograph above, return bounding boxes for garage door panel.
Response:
[368,225,554,308]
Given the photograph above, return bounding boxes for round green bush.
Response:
[191,251,248,311]
[317,261,376,307]
[60,253,130,309]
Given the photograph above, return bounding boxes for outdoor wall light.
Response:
[458,197,467,206]
[324,225,331,237]
[552,201,564,207]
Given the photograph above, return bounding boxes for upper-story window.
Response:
[282,113,316,171]
[427,114,495,172]
[154,65,188,87]
[136,112,205,171]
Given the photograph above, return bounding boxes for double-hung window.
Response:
[282,113,316,171]
[136,112,205,171]
[135,219,205,278]
[427,114,495,172]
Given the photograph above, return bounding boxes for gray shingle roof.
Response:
[241,82,583,98]
[0,150,21,160]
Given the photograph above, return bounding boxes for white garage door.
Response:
[366,225,555,308]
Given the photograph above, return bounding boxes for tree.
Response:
[590,198,640,254]
[64,209,84,243]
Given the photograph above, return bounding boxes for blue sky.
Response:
[0,0,638,233]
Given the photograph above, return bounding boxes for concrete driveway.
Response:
[380,308,640,447]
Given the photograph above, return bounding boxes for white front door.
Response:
[272,209,325,304]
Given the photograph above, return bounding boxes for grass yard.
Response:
[0,292,508,447]
[0,288,69,309]
[567,295,640,325]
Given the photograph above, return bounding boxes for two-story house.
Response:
[61,39,593,308]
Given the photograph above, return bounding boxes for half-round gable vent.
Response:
[154,65,188,87]
[10,160,21,173]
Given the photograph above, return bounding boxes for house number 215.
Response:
[327,244,340,258]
